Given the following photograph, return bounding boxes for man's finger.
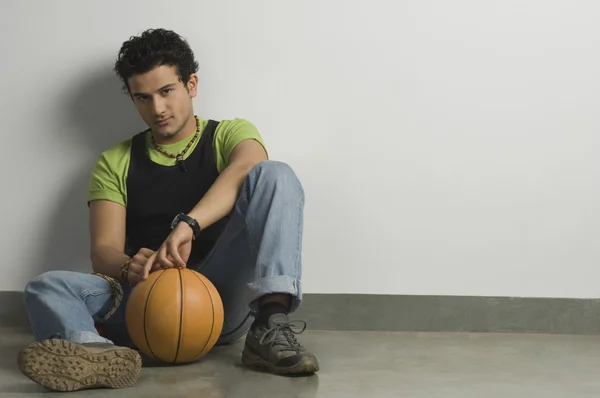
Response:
[138,248,155,258]
[151,261,162,271]
[141,252,157,280]
[129,262,144,275]
[168,241,186,268]
[132,253,148,266]
[157,247,176,269]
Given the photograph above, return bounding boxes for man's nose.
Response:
[152,97,167,116]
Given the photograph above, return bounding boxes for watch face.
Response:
[171,214,181,229]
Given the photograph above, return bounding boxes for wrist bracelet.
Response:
[120,258,132,285]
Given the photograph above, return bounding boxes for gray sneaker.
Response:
[18,338,142,392]
[242,313,319,375]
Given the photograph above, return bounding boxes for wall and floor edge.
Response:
[2,291,600,335]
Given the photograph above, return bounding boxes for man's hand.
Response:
[140,223,193,281]
[128,248,155,286]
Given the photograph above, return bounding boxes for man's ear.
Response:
[186,73,199,97]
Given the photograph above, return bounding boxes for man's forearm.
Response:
[187,161,255,230]
[91,244,130,279]
[139,142,266,275]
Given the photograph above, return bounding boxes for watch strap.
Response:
[172,213,201,239]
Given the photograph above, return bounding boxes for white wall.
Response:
[2,0,600,298]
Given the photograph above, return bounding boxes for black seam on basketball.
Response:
[173,268,184,364]
[190,271,216,361]
[144,269,166,363]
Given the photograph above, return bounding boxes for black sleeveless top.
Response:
[124,120,229,265]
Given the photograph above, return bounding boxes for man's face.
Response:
[128,65,198,142]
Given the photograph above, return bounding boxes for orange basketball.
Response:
[125,267,224,364]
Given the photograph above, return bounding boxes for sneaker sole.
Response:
[241,346,319,375]
[18,339,142,392]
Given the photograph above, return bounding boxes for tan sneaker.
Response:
[18,338,142,392]
[241,314,319,375]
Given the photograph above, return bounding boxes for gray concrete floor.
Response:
[2,327,600,397]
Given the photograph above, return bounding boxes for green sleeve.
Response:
[87,139,132,207]
[213,118,268,173]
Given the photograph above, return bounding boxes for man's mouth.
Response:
[156,117,171,126]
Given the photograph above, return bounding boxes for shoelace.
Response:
[258,320,307,351]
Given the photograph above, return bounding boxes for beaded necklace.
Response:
[150,115,201,172]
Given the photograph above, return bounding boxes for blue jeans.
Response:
[23,161,305,346]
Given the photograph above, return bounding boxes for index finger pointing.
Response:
[141,252,157,280]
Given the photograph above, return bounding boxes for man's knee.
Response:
[25,271,67,295]
[251,160,295,178]
[24,270,91,300]
[24,271,63,310]
[249,161,304,196]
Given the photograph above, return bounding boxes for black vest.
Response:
[125,120,229,265]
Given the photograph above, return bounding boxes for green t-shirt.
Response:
[87,117,267,207]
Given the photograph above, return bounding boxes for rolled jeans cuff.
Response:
[246,275,302,313]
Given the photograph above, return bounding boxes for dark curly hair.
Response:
[114,28,199,93]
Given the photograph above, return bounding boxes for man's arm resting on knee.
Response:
[89,200,129,279]
[187,139,267,230]
[141,139,267,276]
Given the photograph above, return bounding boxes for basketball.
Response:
[125,267,224,364]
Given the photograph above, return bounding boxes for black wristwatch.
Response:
[171,213,201,240]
